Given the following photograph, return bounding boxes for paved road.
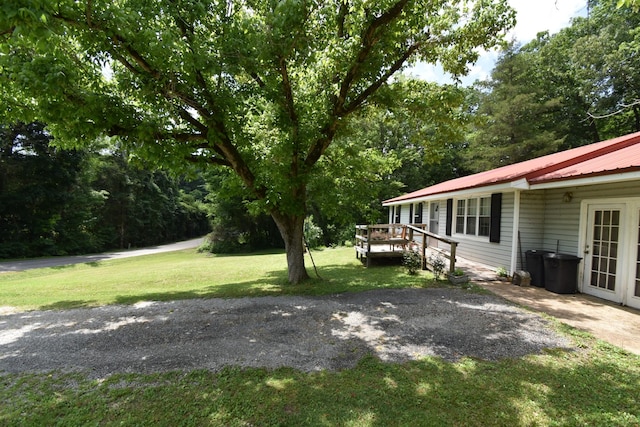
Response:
[0,237,204,273]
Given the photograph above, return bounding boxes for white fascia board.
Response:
[382,180,527,206]
[529,171,640,190]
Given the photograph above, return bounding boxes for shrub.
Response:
[429,254,446,280]
[403,249,422,275]
[304,216,323,249]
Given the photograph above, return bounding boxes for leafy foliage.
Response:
[428,254,446,280]
[402,247,422,275]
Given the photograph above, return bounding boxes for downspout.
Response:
[510,190,521,275]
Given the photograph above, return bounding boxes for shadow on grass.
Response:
[4,342,639,426]
[116,262,440,306]
[38,300,100,311]
[31,261,438,311]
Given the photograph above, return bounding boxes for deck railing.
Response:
[355,224,459,273]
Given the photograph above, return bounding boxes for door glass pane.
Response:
[610,243,617,258]
[591,271,598,286]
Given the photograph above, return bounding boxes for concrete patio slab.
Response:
[477,282,640,355]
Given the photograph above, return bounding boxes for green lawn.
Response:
[0,247,435,311]
[1,247,639,426]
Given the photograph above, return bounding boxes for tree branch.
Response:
[335,0,410,115]
[587,99,640,120]
[278,56,299,125]
[85,0,93,27]
[342,41,421,115]
[0,26,16,37]
[337,0,349,38]
[305,1,417,169]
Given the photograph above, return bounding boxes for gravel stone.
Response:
[0,288,572,378]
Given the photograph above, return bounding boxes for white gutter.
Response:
[383,178,530,206]
[529,170,640,190]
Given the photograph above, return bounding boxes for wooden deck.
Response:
[355,224,459,273]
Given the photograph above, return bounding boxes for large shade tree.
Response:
[0,0,515,283]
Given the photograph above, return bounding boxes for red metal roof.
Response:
[384,131,640,204]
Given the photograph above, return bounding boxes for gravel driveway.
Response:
[0,288,572,378]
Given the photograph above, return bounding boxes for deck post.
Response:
[421,236,426,270]
[450,242,457,274]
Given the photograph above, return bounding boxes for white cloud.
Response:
[406,0,589,85]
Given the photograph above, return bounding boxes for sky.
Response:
[407,0,589,85]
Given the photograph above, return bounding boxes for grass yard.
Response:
[0,247,435,311]
[1,246,639,426]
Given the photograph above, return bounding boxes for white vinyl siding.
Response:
[541,181,640,256]
[518,191,547,269]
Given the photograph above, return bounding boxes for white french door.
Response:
[582,204,626,303]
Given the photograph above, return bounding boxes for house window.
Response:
[466,199,477,235]
[479,197,491,237]
[413,203,423,223]
[455,196,491,237]
[455,200,466,234]
[393,205,401,224]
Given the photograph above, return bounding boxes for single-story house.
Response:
[383,131,640,309]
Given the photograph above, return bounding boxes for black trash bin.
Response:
[543,253,582,294]
[525,250,553,287]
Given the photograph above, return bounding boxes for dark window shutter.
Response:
[445,199,453,236]
[490,193,502,243]
[409,204,413,224]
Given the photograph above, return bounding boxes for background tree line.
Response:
[0,122,209,258]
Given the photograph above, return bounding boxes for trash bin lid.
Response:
[543,253,582,261]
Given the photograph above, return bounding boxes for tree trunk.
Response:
[271,212,310,284]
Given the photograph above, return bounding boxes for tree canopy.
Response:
[463,0,640,171]
[1,0,515,283]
